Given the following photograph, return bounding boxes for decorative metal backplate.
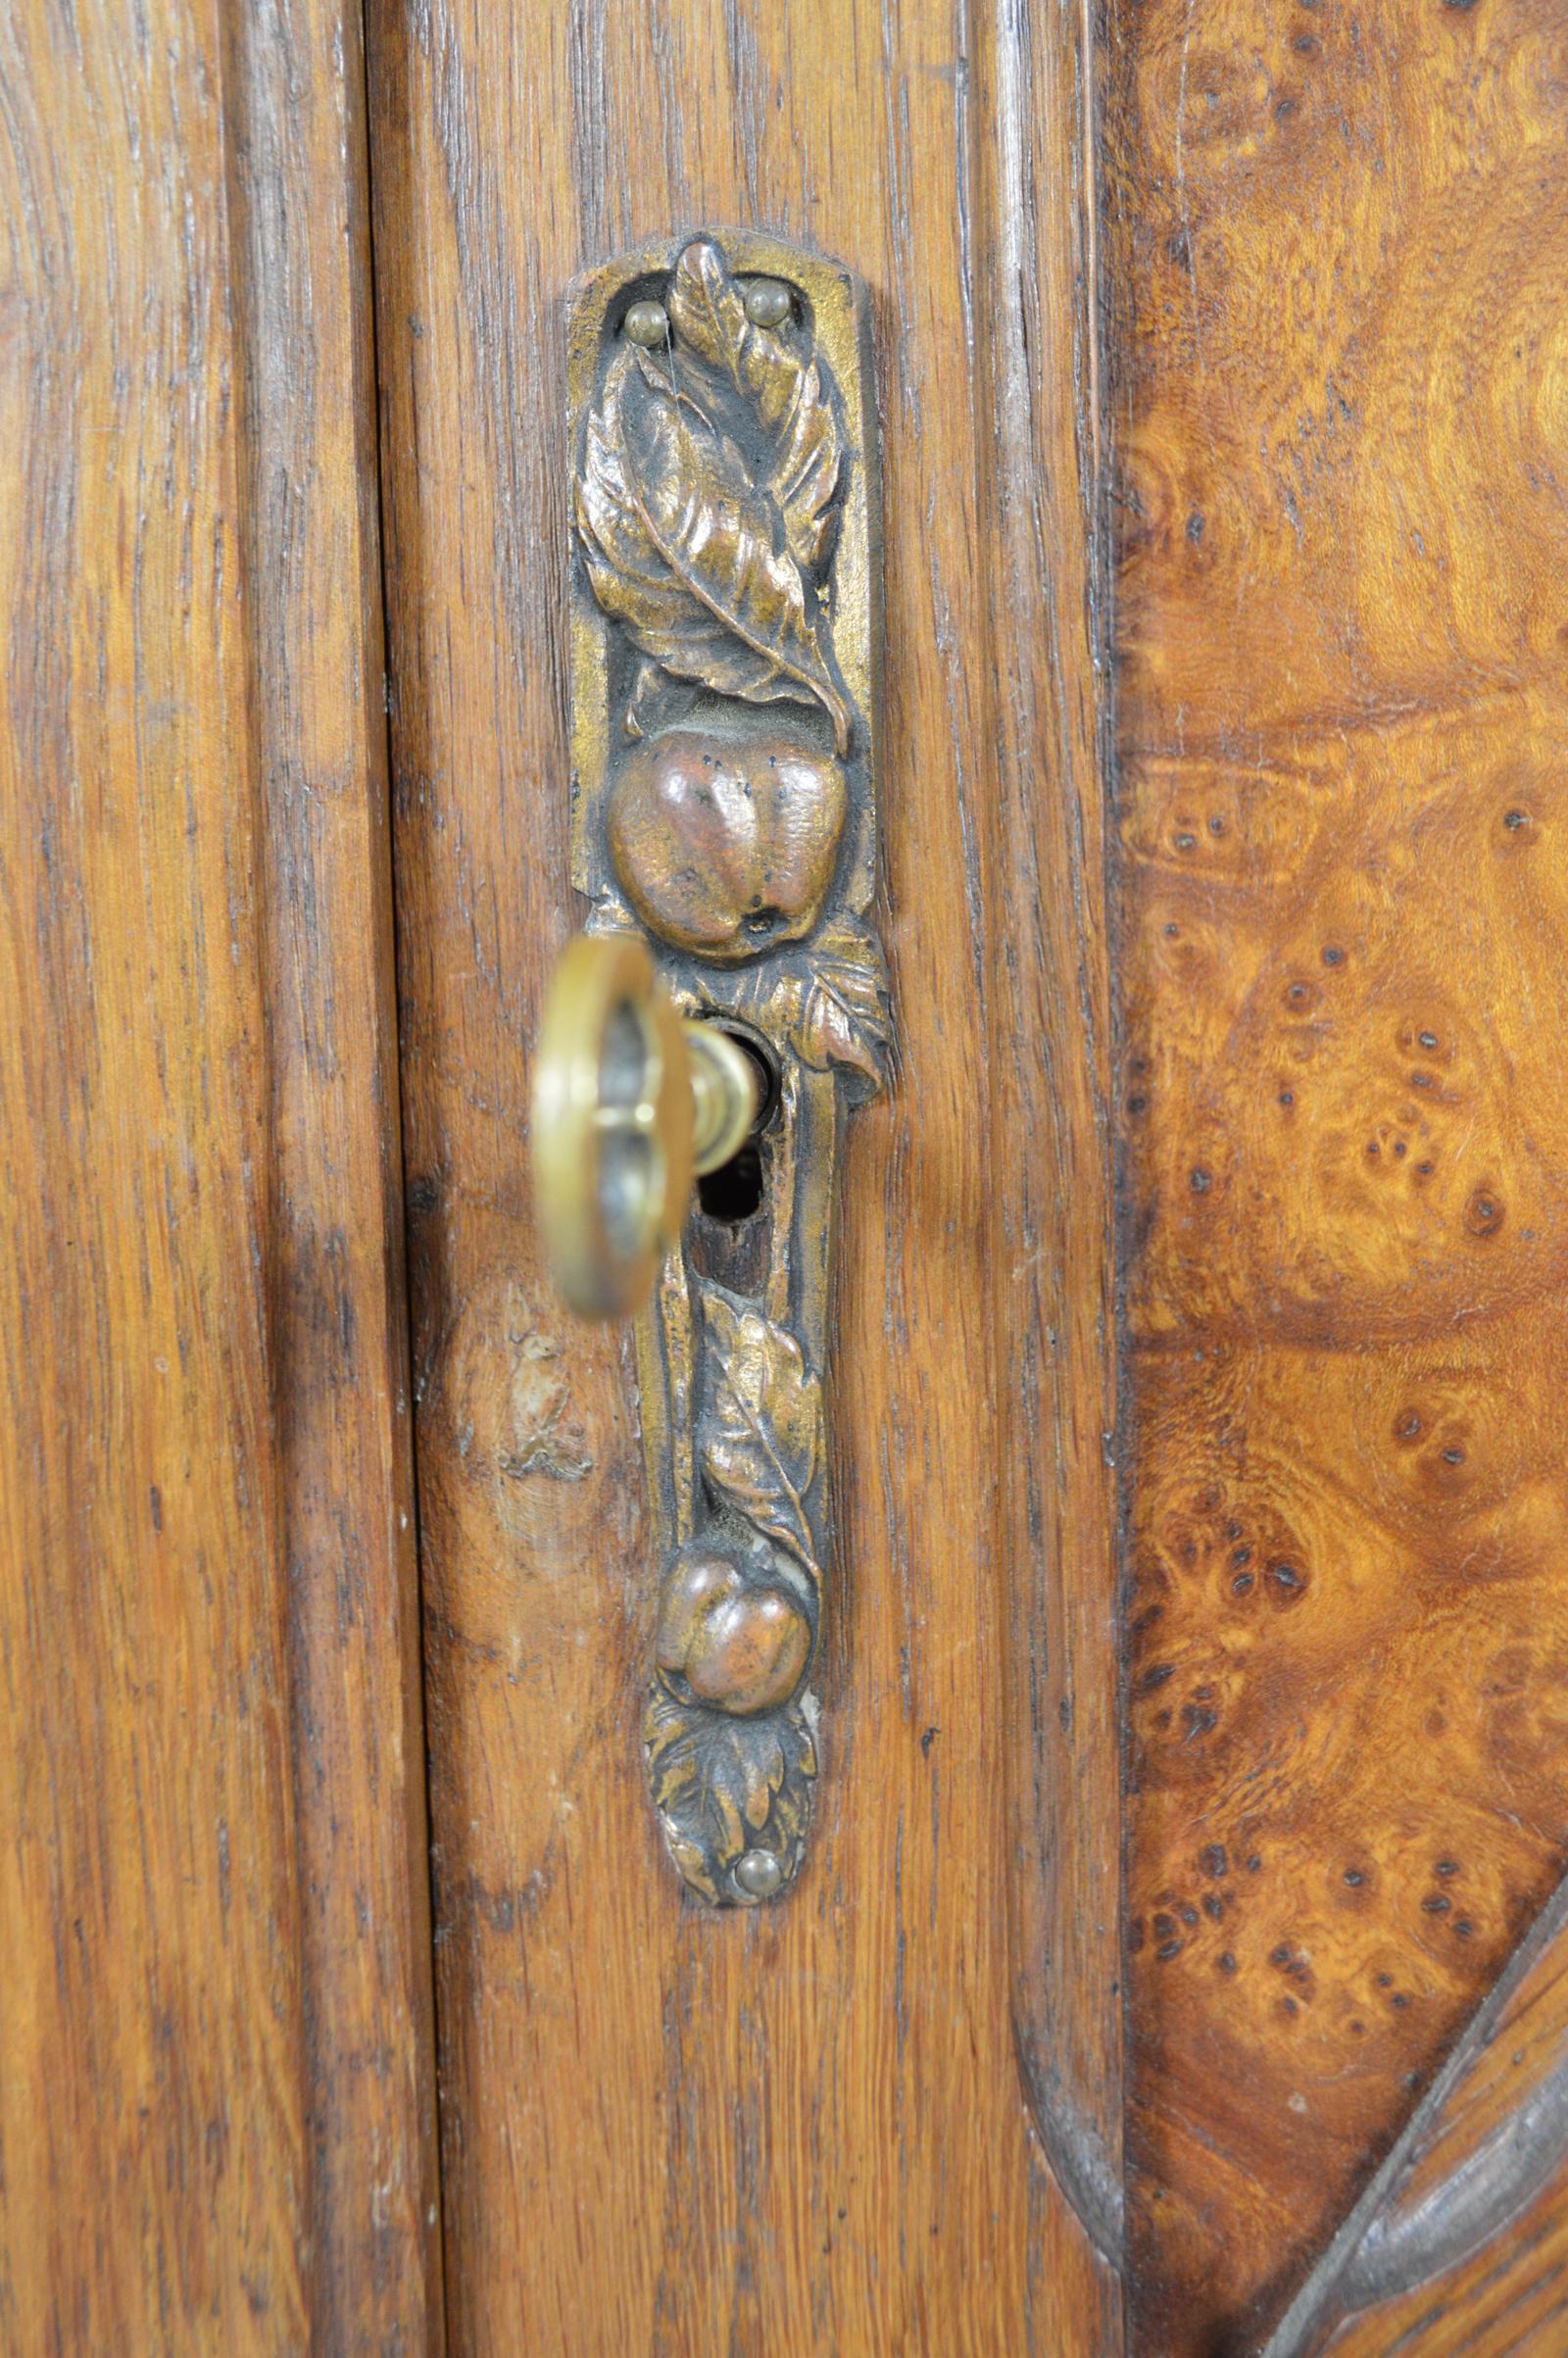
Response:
[566,231,886,1905]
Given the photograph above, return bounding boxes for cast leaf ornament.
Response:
[736,913,892,1093]
[645,1682,817,1906]
[566,231,881,1904]
[574,240,854,753]
[699,1291,823,1579]
[663,238,844,570]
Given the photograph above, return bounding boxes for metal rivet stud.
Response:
[624,300,669,347]
[736,1847,784,1899]
[744,278,793,328]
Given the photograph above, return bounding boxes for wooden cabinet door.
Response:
[363,4,1568,2358]
[363,2,1568,2353]
[362,4,1120,2348]
[8,0,1568,2352]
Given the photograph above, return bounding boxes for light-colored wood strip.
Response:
[974,0,1125,2310]
[220,0,445,2339]
[0,3,312,2343]
[0,0,440,2342]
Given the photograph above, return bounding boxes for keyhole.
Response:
[696,1026,778,1225]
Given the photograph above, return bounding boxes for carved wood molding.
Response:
[1267,1866,1568,2356]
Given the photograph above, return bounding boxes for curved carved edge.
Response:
[1012,2025,1127,2272]
[1264,1864,1568,2357]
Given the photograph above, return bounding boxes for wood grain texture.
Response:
[0,0,438,2345]
[220,0,445,2339]
[1322,2165,1568,2358]
[365,0,1116,2348]
[1273,1866,1568,2354]
[1104,0,1568,2345]
[975,0,1126,2304]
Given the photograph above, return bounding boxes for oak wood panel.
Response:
[220,1,445,2339]
[0,0,438,2345]
[0,5,310,2339]
[365,0,1115,2348]
[1104,0,1568,2346]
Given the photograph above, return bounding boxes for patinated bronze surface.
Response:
[566,231,886,1905]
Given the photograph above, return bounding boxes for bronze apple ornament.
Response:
[608,725,847,960]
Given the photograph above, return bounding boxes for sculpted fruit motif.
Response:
[608,728,846,961]
[568,232,885,1902]
[655,1545,811,1716]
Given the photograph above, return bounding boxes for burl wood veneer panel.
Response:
[1105,0,1568,2344]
